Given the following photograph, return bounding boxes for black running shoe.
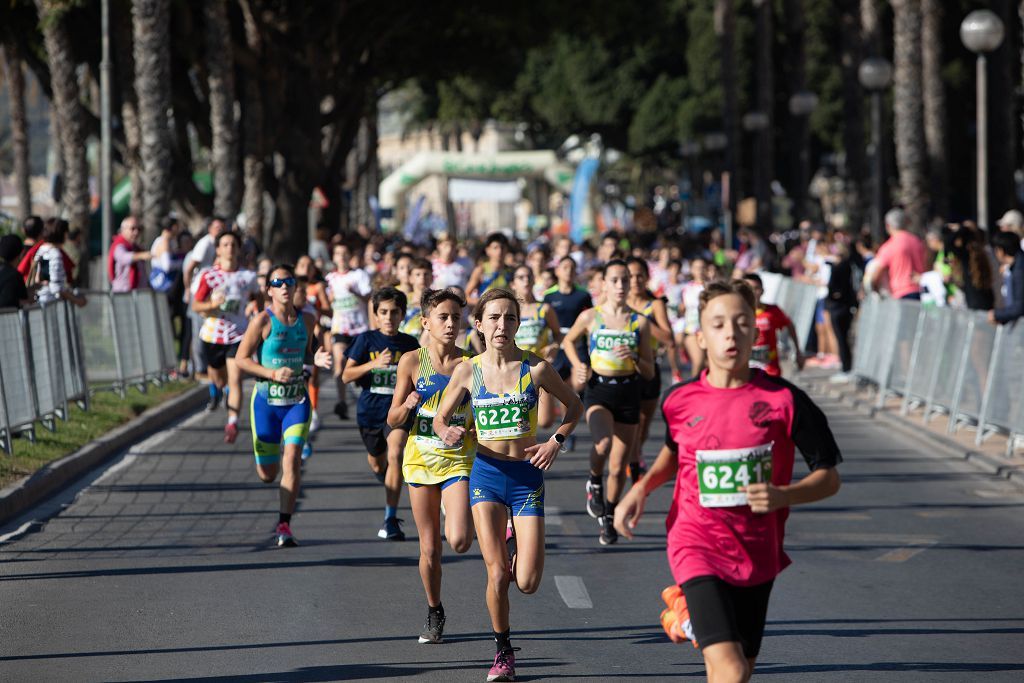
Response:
[598,515,618,546]
[586,480,605,519]
[418,610,446,644]
[206,392,221,412]
[333,401,348,420]
[378,517,405,541]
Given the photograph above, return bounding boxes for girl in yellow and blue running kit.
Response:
[562,259,655,547]
[433,288,583,683]
[388,288,475,645]
[234,264,333,549]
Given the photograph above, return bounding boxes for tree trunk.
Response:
[715,0,739,218]
[112,0,144,218]
[272,162,314,261]
[132,0,174,243]
[890,0,928,233]
[989,0,1017,222]
[839,0,868,232]
[922,0,948,219]
[754,0,774,230]
[353,110,379,231]
[205,0,239,219]
[2,45,32,221]
[239,0,266,247]
[34,0,90,232]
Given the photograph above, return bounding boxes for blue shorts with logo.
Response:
[469,452,544,517]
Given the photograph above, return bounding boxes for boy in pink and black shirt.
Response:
[615,279,841,681]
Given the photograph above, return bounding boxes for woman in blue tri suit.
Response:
[235,264,332,548]
[433,288,583,683]
[387,287,476,646]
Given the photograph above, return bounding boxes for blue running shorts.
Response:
[469,452,544,517]
[249,388,311,466]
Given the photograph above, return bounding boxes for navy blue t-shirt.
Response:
[344,330,420,428]
[543,286,593,374]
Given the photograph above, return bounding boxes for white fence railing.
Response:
[0,290,178,453]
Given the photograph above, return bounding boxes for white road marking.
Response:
[544,505,562,527]
[555,575,593,609]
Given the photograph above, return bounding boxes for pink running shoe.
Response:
[224,422,239,444]
[275,522,297,547]
[487,648,517,682]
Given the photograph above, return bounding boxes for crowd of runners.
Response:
[164,222,843,683]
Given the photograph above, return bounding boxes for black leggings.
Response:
[828,305,854,372]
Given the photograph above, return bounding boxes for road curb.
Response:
[0,384,207,527]
[798,376,1024,489]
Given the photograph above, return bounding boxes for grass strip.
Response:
[0,381,195,489]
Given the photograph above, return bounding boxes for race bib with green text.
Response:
[696,442,774,508]
[474,396,531,440]
[265,380,305,407]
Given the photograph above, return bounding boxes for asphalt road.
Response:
[2,379,1023,682]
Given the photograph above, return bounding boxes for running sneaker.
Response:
[585,480,605,519]
[224,422,239,444]
[301,442,313,461]
[418,610,446,644]
[309,409,320,433]
[378,517,405,541]
[334,401,348,420]
[206,392,221,412]
[598,515,618,546]
[276,522,298,547]
[671,370,684,384]
[487,648,517,682]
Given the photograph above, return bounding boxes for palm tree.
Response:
[205,0,239,220]
[921,0,948,218]
[890,0,928,232]
[839,0,867,231]
[715,0,739,219]
[132,0,173,243]
[112,0,144,218]
[2,45,31,221]
[34,0,90,232]
[239,0,265,246]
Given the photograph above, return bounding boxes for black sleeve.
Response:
[994,258,1024,324]
[789,383,842,471]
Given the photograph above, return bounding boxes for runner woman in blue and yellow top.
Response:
[388,288,475,645]
[626,256,679,483]
[510,264,564,428]
[342,287,420,541]
[433,288,583,683]
[466,232,513,305]
[234,264,333,547]
[562,258,655,546]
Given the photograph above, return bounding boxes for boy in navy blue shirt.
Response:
[343,287,420,540]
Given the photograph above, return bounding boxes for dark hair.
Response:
[206,215,227,232]
[42,217,69,245]
[741,273,763,287]
[22,215,44,240]
[266,263,295,287]
[421,287,467,314]
[372,286,408,314]
[625,256,649,276]
[0,234,23,262]
[484,232,510,250]
[472,287,520,322]
[294,275,309,287]
[557,255,577,270]
[698,279,757,320]
[602,258,629,276]
[411,257,433,273]
[217,230,242,248]
[992,230,1021,256]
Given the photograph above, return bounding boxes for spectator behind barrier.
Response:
[33,218,86,307]
[15,215,47,281]
[865,208,927,300]
[0,234,29,309]
[989,231,1024,326]
[109,216,153,292]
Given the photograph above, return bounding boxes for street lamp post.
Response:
[858,57,893,246]
[788,91,819,222]
[960,10,1005,230]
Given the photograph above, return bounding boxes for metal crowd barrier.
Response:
[759,272,820,352]
[0,290,178,454]
[852,293,1024,455]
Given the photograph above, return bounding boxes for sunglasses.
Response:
[269,277,296,288]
